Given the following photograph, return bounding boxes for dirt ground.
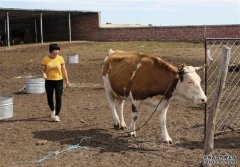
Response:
[0,41,239,167]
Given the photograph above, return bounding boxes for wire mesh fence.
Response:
[205,38,240,134]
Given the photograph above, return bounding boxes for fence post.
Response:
[203,47,231,166]
[6,12,10,47]
[206,49,213,67]
[68,13,72,42]
[34,19,38,43]
[40,13,43,44]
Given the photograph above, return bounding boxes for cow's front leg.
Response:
[159,101,172,144]
[129,102,140,137]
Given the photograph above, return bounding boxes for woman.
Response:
[42,43,69,122]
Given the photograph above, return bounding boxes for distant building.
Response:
[0,8,100,46]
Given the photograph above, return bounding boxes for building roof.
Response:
[0,8,99,19]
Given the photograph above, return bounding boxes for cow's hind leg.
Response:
[116,99,127,130]
[106,92,121,129]
[129,101,140,137]
[103,76,120,129]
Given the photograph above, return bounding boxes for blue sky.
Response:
[0,0,239,26]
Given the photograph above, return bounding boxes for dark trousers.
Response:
[45,80,63,116]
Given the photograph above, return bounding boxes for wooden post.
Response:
[206,49,213,67]
[34,19,38,43]
[40,13,43,44]
[68,13,72,42]
[6,12,10,47]
[4,19,6,34]
[203,47,231,166]
[204,39,208,141]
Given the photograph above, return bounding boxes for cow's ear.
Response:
[178,64,186,82]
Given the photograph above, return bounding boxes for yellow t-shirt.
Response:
[42,55,65,80]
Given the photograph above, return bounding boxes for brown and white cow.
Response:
[102,49,207,144]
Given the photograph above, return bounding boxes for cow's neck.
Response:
[164,76,179,100]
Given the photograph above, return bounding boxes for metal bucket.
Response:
[0,96,13,120]
[26,78,45,94]
[67,53,79,64]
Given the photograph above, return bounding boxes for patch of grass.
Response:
[55,41,204,59]
[0,40,204,59]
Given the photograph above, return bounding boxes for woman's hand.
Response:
[42,73,47,79]
[66,81,70,88]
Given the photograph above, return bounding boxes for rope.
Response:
[115,78,176,135]
[115,67,200,135]
[32,136,91,164]
[104,53,179,135]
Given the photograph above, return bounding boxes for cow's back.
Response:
[103,52,142,97]
[103,52,178,100]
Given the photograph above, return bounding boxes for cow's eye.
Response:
[188,81,192,84]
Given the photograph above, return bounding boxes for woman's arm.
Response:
[42,65,47,79]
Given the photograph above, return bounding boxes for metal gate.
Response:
[205,38,240,135]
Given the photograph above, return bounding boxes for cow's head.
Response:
[173,64,207,104]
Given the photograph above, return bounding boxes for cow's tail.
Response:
[104,49,115,62]
[108,49,115,55]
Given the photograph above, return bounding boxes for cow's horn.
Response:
[194,65,206,71]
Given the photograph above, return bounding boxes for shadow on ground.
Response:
[174,134,240,150]
[32,128,163,153]
[0,116,51,123]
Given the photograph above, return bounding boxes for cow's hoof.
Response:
[128,132,136,137]
[113,123,120,130]
[163,140,173,144]
[120,126,127,130]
